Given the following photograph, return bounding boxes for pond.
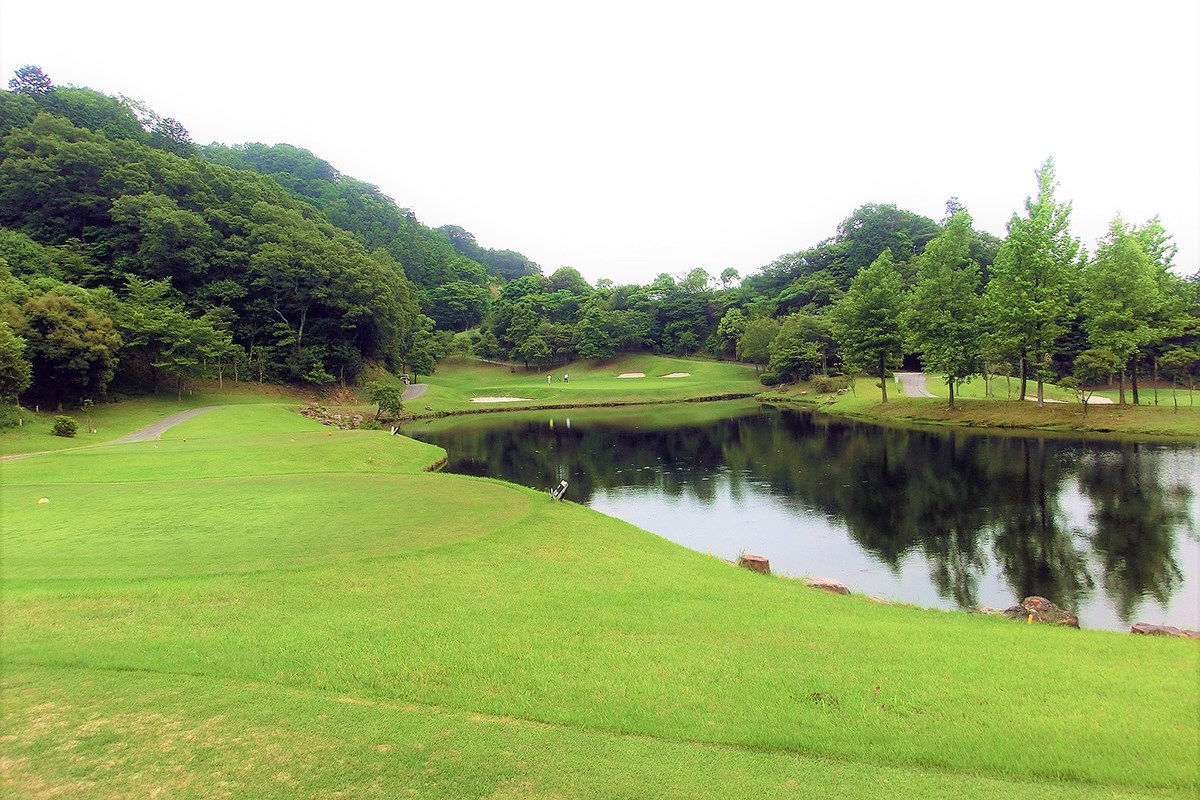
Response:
[405,401,1200,632]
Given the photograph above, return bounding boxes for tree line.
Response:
[0,65,1196,415]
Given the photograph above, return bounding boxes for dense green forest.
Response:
[0,64,1197,414]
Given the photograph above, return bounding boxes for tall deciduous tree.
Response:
[713,307,747,360]
[1131,217,1190,405]
[985,158,1081,406]
[832,250,906,402]
[15,291,122,409]
[736,317,780,372]
[904,210,983,408]
[1079,218,1161,404]
[767,313,822,381]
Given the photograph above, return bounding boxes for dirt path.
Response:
[894,372,937,398]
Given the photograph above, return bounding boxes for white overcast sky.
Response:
[1,0,1197,285]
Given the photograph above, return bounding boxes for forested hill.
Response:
[0,89,431,399]
[198,143,539,290]
[0,69,535,408]
[435,224,541,282]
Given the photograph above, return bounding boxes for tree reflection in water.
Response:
[407,403,1197,629]
[1076,443,1193,624]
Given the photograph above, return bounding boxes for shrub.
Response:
[812,374,851,394]
[0,403,23,431]
[52,415,78,437]
[759,372,783,386]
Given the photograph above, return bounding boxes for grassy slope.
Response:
[2,395,1196,798]
[0,382,307,456]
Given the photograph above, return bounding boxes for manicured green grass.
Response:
[399,355,762,414]
[2,398,1197,798]
[763,375,1200,438]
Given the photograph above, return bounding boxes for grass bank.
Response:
[2,396,1196,798]
[762,375,1200,439]
[0,381,307,457]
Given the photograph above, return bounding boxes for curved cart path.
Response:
[0,406,225,463]
[402,383,429,401]
[109,406,226,443]
[894,371,937,398]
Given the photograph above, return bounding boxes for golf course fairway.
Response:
[2,400,1196,799]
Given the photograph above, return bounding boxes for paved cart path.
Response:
[402,383,429,401]
[0,406,224,463]
[894,371,937,398]
[108,406,226,443]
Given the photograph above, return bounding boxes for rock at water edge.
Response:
[1131,623,1200,639]
[1002,596,1079,628]
[737,554,770,575]
[803,577,851,596]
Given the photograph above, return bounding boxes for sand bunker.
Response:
[1022,395,1113,407]
[1022,395,1114,405]
[470,396,533,403]
[662,372,691,378]
[616,372,645,378]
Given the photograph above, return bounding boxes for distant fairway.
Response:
[403,354,763,413]
[2,396,1196,799]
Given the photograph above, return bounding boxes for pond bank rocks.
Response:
[802,577,851,595]
[737,554,770,575]
[989,596,1080,628]
[299,403,367,429]
[1131,623,1200,639]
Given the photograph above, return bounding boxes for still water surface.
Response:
[406,401,1199,632]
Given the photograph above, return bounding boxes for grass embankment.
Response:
[2,397,1196,798]
[392,354,762,414]
[0,381,305,457]
[763,375,1200,438]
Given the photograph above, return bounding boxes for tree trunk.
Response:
[1153,356,1159,405]
[948,380,955,409]
[1036,376,1045,407]
[1119,371,1126,405]
[879,356,888,403]
[1019,356,1027,401]
[1131,354,1141,405]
